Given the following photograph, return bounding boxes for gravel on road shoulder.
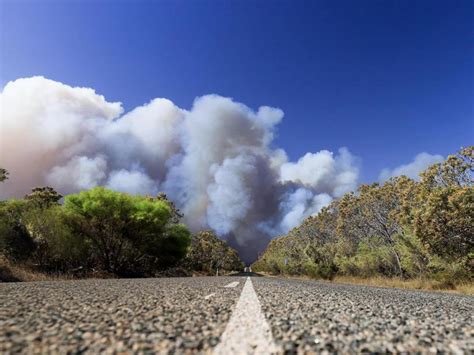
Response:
[252,277,474,354]
[0,277,244,354]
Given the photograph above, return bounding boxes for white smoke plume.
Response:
[0,77,360,261]
[379,152,444,182]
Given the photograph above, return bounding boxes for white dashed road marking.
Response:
[224,281,240,288]
[213,277,278,354]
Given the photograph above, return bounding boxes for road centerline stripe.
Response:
[213,277,279,354]
[223,281,240,288]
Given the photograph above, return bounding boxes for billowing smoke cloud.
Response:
[280,148,359,198]
[0,77,360,261]
[379,152,444,182]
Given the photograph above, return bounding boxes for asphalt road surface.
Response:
[1,275,473,354]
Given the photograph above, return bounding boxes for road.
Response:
[0,275,473,354]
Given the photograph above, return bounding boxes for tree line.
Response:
[252,147,473,287]
[0,175,243,280]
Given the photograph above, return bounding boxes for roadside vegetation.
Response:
[252,147,473,293]
[181,230,244,275]
[0,175,243,281]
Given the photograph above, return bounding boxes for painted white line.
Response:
[224,281,240,288]
[213,277,279,354]
[204,293,216,300]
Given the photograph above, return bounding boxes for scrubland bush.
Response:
[182,230,244,274]
[253,147,474,287]
[0,185,192,278]
[0,200,36,262]
[1,182,245,280]
[64,187,191,275]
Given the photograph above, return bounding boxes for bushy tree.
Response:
[251,235,302,275]
[414,186,473,261]
[337,181,407,276]
[25,186,62,208]
[420,146,473,189]
[183,231,243,274]
[413,147,473,262]
[155,192,184,224]
[0,188,84,271]
[19,187,64,266]
[0,200,36,261]
[251,236,284,274]
[1,186,193,277]
[253,147,473,283]
[64,187,191,275]
[23,205,89,271]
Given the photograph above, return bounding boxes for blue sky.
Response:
[1,0,472,182]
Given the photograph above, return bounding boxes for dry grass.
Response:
[258,271,473,296]
[1,262,54,282]
[331,276,474,296]
[3,259,472,295]
[455,283,474,295]
[0,257,73,282]
[6,265,62,282]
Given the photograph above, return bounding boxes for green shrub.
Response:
[252,147,473,288]
[64,187,191,275]
[27,206,91,272]
[0,200,36,262]
[332,237,399,277]
[395,232,430,278]
[183,231,244,274]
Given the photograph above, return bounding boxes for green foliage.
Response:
[1,187,191,277]
[253,146,474,285]
[64,187,191,275]
[395,232,431,278]
[25,206,90,271]
[336,237,399,277]
[155,192,184,224]
[0,187,90,272]
[420,146,473,189]
[0,199,36,261]
[144,224,191,267]
[183,230,244,274]
[413,146,473,262]
[25,187,62,209]
[413,186,473,260]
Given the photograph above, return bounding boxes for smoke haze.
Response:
[0,77,360,262]
[379,152,444,182]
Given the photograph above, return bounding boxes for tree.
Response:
[420,146,473,189]
[251,235,299,275]
[0,200,36,261]
[253,147,473,283]
[155,192,183,224]
[337,182,408,276]
[0,168,8,182]
[22,205,89,271]
[183,231,243,274]
[64,187,191,275]
[414,186,473,261]
[289,201,339,244]
[414,147,473,261]
[18,187,64,266]
[25,187,62,208]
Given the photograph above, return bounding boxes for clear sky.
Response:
[1,0,473,182]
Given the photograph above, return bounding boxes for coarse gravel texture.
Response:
[252,277,474,354]
[0,277,244,354]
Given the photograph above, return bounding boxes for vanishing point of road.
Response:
[1,274,473,354]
